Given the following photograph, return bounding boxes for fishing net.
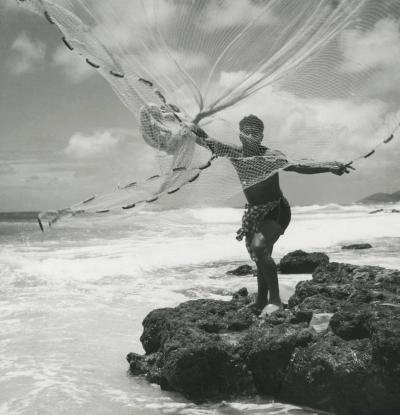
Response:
[14,0,400,228]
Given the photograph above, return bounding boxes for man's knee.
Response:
[258,220,283,243]
[251,234,272,258]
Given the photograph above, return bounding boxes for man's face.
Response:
[239,123,263,146]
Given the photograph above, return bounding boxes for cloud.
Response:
[217,70,265,90]
[194,75,400,205]
[7,1,400,209]
[88,0,178,49]
[2,0,18,11]
[0,164,16,175]
[25,175,40,183]
[64,131,123,159]
[204,75,392,163]
[340,18,400,98]
[199,0,275,31]
[8,33,46,75]
[0,158,77,194]
[52,46,94,83]
[142,49,209,79]
[341,19,400,73]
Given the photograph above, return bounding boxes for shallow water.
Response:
[0,204,399,414]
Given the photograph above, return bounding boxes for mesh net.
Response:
[15,0,400,227]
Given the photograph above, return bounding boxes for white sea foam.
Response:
[1,204,400,284]
[0,204,399,415]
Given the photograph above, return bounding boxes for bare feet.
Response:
[246,301,267,315]
[259,303,282,318]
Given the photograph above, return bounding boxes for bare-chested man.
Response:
[140,106,353,316]
[194,114,353,316]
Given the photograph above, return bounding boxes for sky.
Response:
[1,0,400,211]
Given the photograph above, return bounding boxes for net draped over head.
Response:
[15,0,400,226]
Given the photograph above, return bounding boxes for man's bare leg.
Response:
[246,231,273,311]
[253,262,268,309]
[258,253,283,317]
[257,248,281,307]
[252,220,283,316]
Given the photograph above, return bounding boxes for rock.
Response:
[126,352,163,383]
[369,306,400,373]
[290,262,400,313]
[227,264,254,276]
[126,352,148,375]
[127,261,400,413]
[240,323,315,395]
[281,304,400,414]
[232,287,249,300]
[342,243,372,250]
[368,208,400,214]
[279,250,329,274]
[160,329,254,398]
[280,334,400,415]
[288,278,351,311]
[329,307,371,340]
[136,298,257,400]
[369,208,384,214]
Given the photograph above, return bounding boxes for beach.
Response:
[0,203,399,415]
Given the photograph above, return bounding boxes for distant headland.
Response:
[357,190,400,204]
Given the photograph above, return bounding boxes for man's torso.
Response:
[229,146,286,205]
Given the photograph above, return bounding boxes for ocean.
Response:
[1,203,400,415]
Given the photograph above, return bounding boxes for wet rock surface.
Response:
[226,264,254,276]
[279,250,329,274]
[127,262,400,414]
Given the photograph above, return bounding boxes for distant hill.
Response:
[357,190,400,204]
[0,212,39,222]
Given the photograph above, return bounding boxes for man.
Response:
[193,114,353,316]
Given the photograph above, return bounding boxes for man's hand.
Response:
[330,162,355,176]
[190,124,208,139]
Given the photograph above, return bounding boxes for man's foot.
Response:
[259,303,283,318]
[246,301,267,315]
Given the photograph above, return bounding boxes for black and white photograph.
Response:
[1,1,400,414]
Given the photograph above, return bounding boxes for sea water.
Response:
[0,204,399,415]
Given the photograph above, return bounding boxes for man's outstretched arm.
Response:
[284,160,355,176]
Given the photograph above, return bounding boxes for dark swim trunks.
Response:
[236,197,291,261]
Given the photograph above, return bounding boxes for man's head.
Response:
[239,114,264,145]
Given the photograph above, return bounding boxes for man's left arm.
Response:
[284,159,355,175]
[190,124,242,157]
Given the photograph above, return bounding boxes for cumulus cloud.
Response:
[194,74,400,205]
[89,0,178,49]
[52,46,94,83]
[142,49,208,79]
[341,19,400,73]
[199,0,275,31]
[204,75,392,164]
[340,18,400,98]
[8,33,46,75]
[64,131,122,159]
